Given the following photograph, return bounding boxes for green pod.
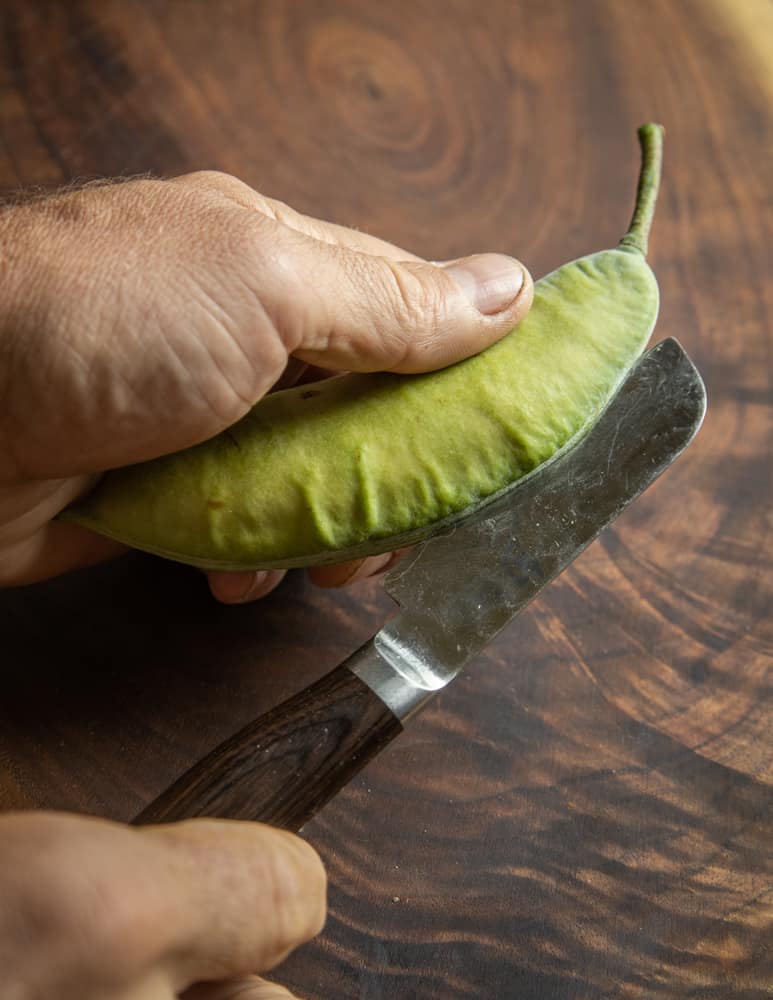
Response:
[62,125,664,571]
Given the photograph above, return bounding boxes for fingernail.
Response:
[443,254,525,315]
[309,552,394,588]
[346,552,395,583]
[240,571,273,601]
[324,559,375,587]
[215,570,269,603]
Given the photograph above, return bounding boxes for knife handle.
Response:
[132,642,404,832]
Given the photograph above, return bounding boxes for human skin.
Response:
[0,810,327,1000]
[0,171,532,600]
[0,172,532,997]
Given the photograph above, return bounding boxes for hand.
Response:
[0,172,533,600]
[0,810,326,999]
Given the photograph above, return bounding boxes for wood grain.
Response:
[0,1,770,997]
[133,660,403,831]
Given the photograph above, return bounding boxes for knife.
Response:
[133,337,706,832]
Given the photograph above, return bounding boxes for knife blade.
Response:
[134,337,706,832]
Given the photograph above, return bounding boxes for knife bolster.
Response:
[347,638,439,722]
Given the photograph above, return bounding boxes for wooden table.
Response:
[1,2,770,996]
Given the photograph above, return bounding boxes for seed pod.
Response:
[61,125,664,571]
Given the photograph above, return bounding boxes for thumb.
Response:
[255,225,533,374]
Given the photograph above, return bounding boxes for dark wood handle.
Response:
[132,662,403,832]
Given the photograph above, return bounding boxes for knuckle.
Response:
[179,168,231,185]
[384,260,445,336]
[251,231,310,354]
[260,197,298,228]
[216,202,282,269]
[374,260,446,367]
[174,168,253,201]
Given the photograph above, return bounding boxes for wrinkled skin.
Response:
[0,171,532,601]
[0,171,532,996]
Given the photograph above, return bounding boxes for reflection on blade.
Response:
[377,338,706,689]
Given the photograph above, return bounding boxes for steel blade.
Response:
[373,338,706,691]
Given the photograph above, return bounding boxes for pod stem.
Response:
[618,123,664,257]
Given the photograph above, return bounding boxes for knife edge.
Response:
[133,338,706,831]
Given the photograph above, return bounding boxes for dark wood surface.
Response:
[1,1,770,997]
